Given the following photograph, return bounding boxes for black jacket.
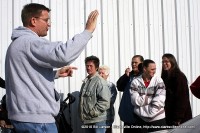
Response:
[0,77,5,88]
[163,72,192,125]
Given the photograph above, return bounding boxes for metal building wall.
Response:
[0,0,200,133]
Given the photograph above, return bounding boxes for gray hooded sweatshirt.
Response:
[5,26,92,123]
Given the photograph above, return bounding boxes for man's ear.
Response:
[29,17,37,26]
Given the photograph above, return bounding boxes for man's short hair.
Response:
[133,55,144,62]
[85,55,100,68]
[21,3,50,26]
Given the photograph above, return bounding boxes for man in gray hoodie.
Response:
[5,3,98,133]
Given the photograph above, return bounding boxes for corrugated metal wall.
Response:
[0,0,200,132]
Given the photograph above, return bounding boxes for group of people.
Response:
[117,54,193,133]
[0,2,200,133]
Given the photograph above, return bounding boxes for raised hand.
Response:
[85,10,99,33]
[125,66,131,77]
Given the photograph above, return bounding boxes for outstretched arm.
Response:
[55,66,78,78]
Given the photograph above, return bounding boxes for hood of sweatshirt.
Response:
[11,26,38,41]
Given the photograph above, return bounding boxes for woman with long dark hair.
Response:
[161,53,192,126]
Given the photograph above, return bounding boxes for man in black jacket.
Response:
[117,55,144,133]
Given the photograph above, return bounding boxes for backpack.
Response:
[55,93,75,133]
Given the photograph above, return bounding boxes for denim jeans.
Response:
[84,121,107,133]
[10,120,58,133]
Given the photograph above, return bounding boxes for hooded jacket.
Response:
[5,26,92,123]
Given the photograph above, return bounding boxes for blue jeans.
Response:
[84,121,106,133]
[10,120,58,133]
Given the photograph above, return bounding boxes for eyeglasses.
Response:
[34,17,51,24]
[162,61,170,64]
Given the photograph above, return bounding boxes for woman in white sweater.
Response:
[130,59,167,132]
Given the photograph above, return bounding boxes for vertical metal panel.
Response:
[119,0,134,66]
[162,0,177,54]
[148,0,163,74]
[134,0,150,58]
[85,0,102,58]
[176,0,191,76]
[1,0,200,132]
[0,0,13,96]
[189,0,200,117]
